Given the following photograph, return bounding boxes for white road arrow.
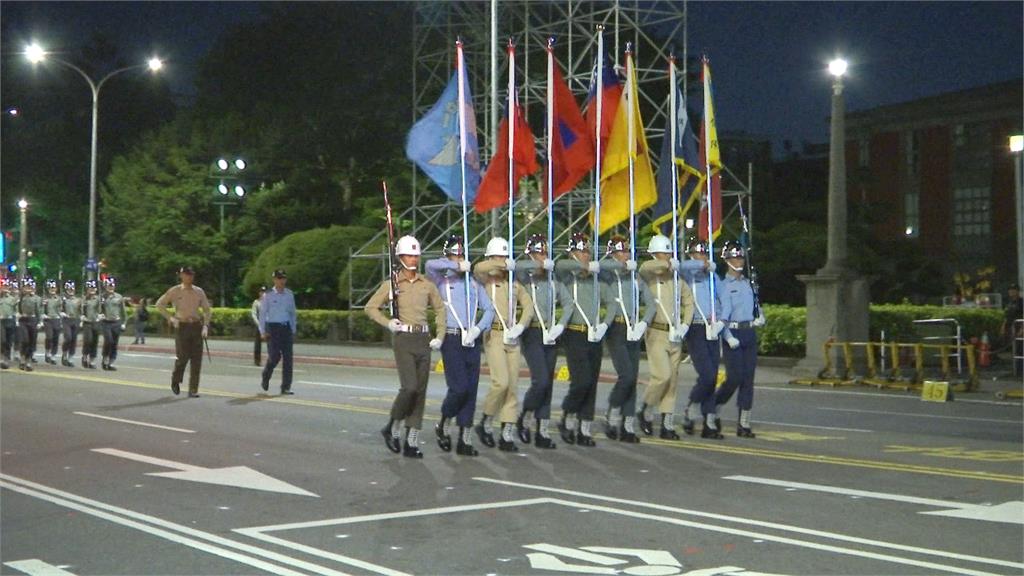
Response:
[92,448,318,497]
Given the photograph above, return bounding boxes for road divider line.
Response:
[73,412,195,434]
[755,420,873,433]
[818,407,1022,424]
[296,380,392,392]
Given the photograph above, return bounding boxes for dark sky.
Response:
[2,1,1021,151]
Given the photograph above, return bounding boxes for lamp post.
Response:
[1011,134,1024,289]
[821,58,848,274]
[212,158,247,306]
[24,42,163,278]
[17,199,29,285]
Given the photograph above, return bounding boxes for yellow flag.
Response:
[703,59,721,169]
[593,53,656,234]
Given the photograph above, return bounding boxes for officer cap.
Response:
[273,269,288,279]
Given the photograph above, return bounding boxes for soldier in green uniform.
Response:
[100,277,127,371]
[42,279,62,364]
[61,280,82,367]
[0,279,17,369]
[17,278,43,371]
[600,235,646,443]
[79,280,102,369]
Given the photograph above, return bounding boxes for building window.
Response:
[904,191,919,237]
[858,138,869,168]
[953,123,966,148]
[952,187,991,239]
[904,131,920,175]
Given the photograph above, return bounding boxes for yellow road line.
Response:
[9,370,1022,485]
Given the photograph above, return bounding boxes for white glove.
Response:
[457,260,471,273]
[387,319,404,333]
[589,322,608,342]
[542,258,555,272]
[677,323,689,340]
[79,319,85,328]
[37,322,44,329]
[752,313,766,327]
[726,335,740,349]
[429,338,443,351]
[669,258,680,272]
[706,260,717,273]
[60,312,68,318]
[170,317,180,329]
[462,326,481,347]
[98,313,106,321]
[629,320,647,341]
[625,260,637,272]
[201,325,208,338]
[506,323,525,340]
[41,314,48,320]
[587,261,600,274]
[707,320,725,340]
[544,324,564,345]
[505,258,516,272]
[121,323,127,331]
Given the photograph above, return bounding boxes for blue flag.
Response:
[652,85,703,235]
[406,69,481,203]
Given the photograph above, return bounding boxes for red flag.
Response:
[547,63,595,200]
[583,62,623,159]
[696,124,722,242]
[475,104,539,213]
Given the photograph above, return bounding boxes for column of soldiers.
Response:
[0,276,128,372]
[369,231,764,458]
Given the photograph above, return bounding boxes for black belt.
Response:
[728,321,753,329]
[651,321,670,331]
[567,323,587,333]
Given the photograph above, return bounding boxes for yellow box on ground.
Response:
[434,359,444,373]
[921,380,951,402]
[555,365,570,382]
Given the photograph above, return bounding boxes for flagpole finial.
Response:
[547,36,555,49]
[507,37,515,50]
[625,41,633,55]
[595,24,605,32]
[456,37,464,48]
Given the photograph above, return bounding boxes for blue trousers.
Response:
[716,328,757,411]
[262,322,294,390]
[520,327,557,419]
[561,329,602,420]
[441,332,482,426]
[686,323,721,416]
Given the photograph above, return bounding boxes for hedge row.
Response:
[135,304,1005,357]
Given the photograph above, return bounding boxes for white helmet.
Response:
[395,235,421,256]
[485,237,510,257]
[647,234,672,254]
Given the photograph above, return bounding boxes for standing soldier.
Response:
[600,235,646,443]
[713,240,764,438]
[0,279,17,369]
[365,235,446,458]
[514,235,567,449]
[251,286,265,366]
[259,270,297,395]
[60,280,82,367]
[637,235,695,440]
[42,279,62,364]
[79,280,102,369]
[155,266,212,398]
[99,277,127,371]
[678,238,726,439]
[473,237,533,452]
[555,232,609,447]
[131,298,149,345]
[17,278,42,371]
[427,234,495,458]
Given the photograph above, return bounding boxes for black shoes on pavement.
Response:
[435,422,452,452]
[171,381,180,395]
[515,414,531,444]
[737,425,756,438]
[381,424,401,454]
[474,423,496,448]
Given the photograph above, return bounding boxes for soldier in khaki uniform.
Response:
[473,237,533,452]
[0,279,18,369]
[155,267,212,397]
[365,235,446,458]
[637,234,695,440]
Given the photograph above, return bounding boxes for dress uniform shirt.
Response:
[62,296,82,320]
[473,260,534,330]
[101,292,127,322]
[515,260,569,329]
[155,284,211,325]
[260,287,297,335]
[425,258,495,332]
[43,295,62,317]
[678,260,721,323]
[639,259,695,327]
[81,297,102,322]
[365,272,447,341]
[719,274,756,340]
[599,259,648,324]
[555,259,605,328]
[19,294,42,318]
[0,293,17,319]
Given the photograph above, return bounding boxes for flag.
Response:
[475,101,538,213]
[405,68,481,203]
[651,84,703,235]
[547,60,595,200]
[593,53,657,234]
[697,58,722,241]
[583,58,623,158]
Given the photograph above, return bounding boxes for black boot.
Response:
[737,425,756,438]
[381,421,401,454]
[456,428,479,456]
[660,414,681,440]
[637,406,654,436]
[605,411,620,441]
[515,413,532,444]
[402,429,424,459]
[575,431,596,447]
[557,414,576,445]
[435,419,452,452]
[534,420,556,449]
[498,424,519,452]
[701,415,724,439]
[474,418,496,448]
[619,416,641,444]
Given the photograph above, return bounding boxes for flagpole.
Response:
[593,27,604,323]
[506,38,516,333]
[702,55,717,324]
[669,54,681,334]
[457,39,472,323]
[546,37,556,325]
[625,44,639,328]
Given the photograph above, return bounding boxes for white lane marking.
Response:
[521,544,626,566]
[120,366,173,373]
[229,365,307,373]
[0,476,345,576]
[73,412,195,434]
[296,380,392,392]
[91,448,317,497]
[4,560,77,576]
[817,407,1021,423]
[472,478,1023,572]
[118,353,173,360]
[755,420,872,433]
[582,546,682,567]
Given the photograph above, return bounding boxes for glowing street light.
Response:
[828,58,848,78]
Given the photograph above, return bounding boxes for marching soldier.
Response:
[0,279,17,369]
[514,234,568,449]
[155,266,212,397]
[60,280,82,367]
[713,240,765,438]
[555,232,609,447]
[636,234,695,440]
[79,280,102,369]
[100,277,127,370]
[473,237,533,452]
[17,278,42,371]
[427,235,495,457]
[678,238,726,439]
[42,279,62,364]
[365,235,447,458]
[600,235,646,443]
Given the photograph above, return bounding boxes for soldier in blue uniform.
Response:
[713,240,765,437]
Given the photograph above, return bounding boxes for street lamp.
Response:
[24,42,164,278]
[1011,134,1023,289]
[17,199,29,285]
[211,157,248,306]
[820,57,848,274]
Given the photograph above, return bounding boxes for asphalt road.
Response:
[2,346,1022,576]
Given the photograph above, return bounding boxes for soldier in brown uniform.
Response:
[364,235,446,458]
[155,266,212,398]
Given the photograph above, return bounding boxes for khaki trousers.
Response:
[482,329,521,423]
[642,327,683,413]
